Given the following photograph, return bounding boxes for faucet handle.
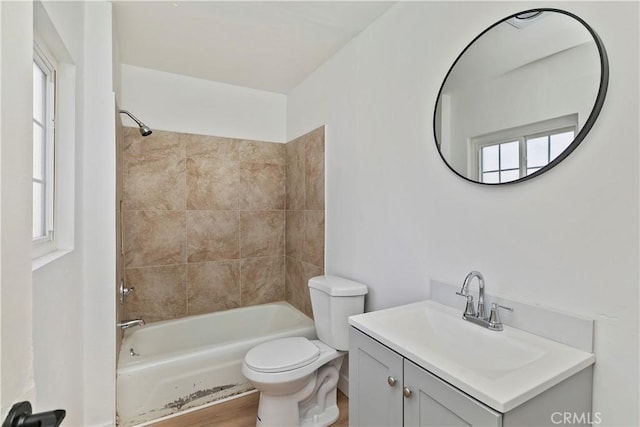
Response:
[456,291,477,317]
[119,279,135,304]
[488,303,513,330]
[462,294,476,317]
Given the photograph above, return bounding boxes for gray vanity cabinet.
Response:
[349,326,404,426]
[349,327,501,427]
[403,360,501,426]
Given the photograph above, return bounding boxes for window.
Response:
[32,2,76,269]
[472,115,578,184]
[32,42,56,256]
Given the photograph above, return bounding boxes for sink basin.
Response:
[417,304,545,378]
[349,299,595,412]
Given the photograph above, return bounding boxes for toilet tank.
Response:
[308,275,368,351]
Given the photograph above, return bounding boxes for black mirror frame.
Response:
[433,8,609,185]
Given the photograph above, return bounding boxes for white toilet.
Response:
[242,275,368,427]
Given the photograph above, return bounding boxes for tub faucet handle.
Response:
[119,279,134,303]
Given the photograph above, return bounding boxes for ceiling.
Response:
[113,1,395,94]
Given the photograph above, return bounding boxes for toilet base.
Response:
[300,401,339,427]
[256,395,304,426]
[253,357,343,427]
[301,405,339,427]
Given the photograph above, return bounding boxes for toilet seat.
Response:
[245,337,320,373]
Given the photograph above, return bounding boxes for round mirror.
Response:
[433,9,609,185]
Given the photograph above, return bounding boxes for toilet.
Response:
[242,275,368,427]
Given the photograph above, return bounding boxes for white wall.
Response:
[120,64,287,142]
[288,2,639,425]
[31,2,85,425]
[82,3,117,425]
[1,1,117,425]
[0,0,36,415]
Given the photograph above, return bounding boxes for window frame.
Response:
[470,114,579,184]
[32,1,77,270]
[32,40,57,257]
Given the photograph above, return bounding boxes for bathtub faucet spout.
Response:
[117,319,145,329]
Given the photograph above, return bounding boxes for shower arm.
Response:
[119,109,144,127]
[118,110,153,137]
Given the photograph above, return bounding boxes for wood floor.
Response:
[149,390,349,427]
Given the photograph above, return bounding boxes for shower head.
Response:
[119,110,153,137]
[139,124,153,137]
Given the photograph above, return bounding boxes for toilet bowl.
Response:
[242,276,368,427]
[243,338,344,426]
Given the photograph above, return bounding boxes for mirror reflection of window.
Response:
[478,125,576,183]
[526,131,574,176]
[481,141,520,183]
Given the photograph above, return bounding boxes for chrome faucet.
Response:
[117,319,145,330]
[457,271,486,318]
[456,271,512,331]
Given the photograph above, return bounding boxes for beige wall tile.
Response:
[285,210,304,259]
[116,118,124,346]
[123,126,138,140]
[241,256,285,306]
[124,128,184,158]
[123,211,186,268]
[239,140,285,164]
[123,154,186,211]
[239,163,285,210]
[187,211,240,262]
[187,261,240,314]
[121,126,324,322]
[125,265,187,323]
[184,133,239,160]
[303,210,325,267]
[285,257,323,318]
[305,127,325,210]
[117,125,124,204]
[240,211,285,258]
[186,158,239,210]
[284,126,325,318]
[285,140,304,211]
[285,257,308,315]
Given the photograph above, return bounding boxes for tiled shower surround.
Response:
[121,126,324,322]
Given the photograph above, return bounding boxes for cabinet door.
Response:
[403,360,502,427]
[349,327,404,426]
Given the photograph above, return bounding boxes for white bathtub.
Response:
[116,302,316,426]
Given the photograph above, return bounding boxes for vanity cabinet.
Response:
[349,325,404,426]
[349,327,501,426]
[349,326,592,427]
[403,360,501,426]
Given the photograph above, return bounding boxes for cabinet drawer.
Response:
[404,360,502,427]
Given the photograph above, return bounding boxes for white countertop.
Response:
[349,299,595,412]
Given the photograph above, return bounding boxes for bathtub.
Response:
[116,301,316,426]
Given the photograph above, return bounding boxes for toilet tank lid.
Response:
[308,275,368,296]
